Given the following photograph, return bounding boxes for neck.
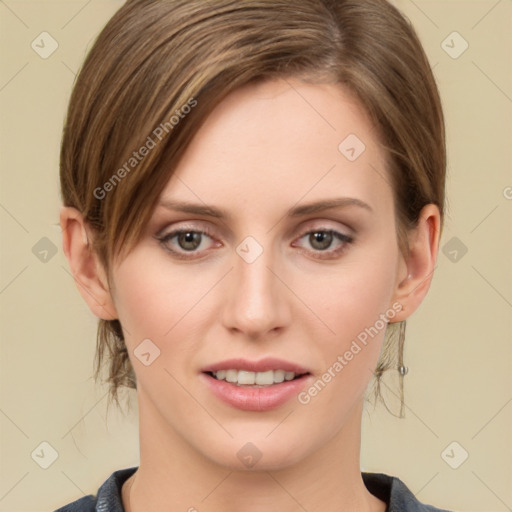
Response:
[123,392,385,512]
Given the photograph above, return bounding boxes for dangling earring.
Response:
[397,320,408,417]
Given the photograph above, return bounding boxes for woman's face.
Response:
[108,79,408,469]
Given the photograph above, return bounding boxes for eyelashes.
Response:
[292,229,354,259]
[154,226,215,260]
[155,226,354,261]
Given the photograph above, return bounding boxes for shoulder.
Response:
[54,495,95,512]
[362,472,453,512]
[54,466,138,512]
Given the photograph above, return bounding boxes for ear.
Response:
[390,204,441,322]
[60,206,118,320]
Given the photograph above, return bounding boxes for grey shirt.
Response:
[54,467,452,512]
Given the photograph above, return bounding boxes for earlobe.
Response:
[390,204,441,322]
[60,206,118,321]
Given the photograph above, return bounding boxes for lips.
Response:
[200,357,313,411]
[201,357,310,375]
[200,371,313,411]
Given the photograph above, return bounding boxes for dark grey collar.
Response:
[54,466,452,512]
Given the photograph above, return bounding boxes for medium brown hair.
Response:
[60,0,446,413]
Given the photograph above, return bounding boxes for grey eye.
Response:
[176,232,203,251]
[308,231,334,251]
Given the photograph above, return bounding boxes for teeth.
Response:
[212,369,301,386]
[238,371,256,385]
[274,370,285,383]
[225,369,238,383]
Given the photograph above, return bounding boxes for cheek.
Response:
[111,254,199,345]
[296,239,398,400]
[110,252,222,386]
[307,241,398,339]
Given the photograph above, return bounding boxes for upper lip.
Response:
[201,357,310,374]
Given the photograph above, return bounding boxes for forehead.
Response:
[158,78,393,222]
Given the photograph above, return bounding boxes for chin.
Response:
[201,435,312,473]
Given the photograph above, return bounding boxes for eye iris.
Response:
[178,232,202,251]
[310,231,333,250]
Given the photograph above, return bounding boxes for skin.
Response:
[61,78,440,512]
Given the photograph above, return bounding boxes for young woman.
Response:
[56,0,450,510]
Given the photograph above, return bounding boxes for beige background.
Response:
[0,1,511,511]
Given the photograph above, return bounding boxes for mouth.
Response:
[200,367,313,411]
[203,369,310,388]
[200,357,312,387]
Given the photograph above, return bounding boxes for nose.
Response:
[221,242,291,339]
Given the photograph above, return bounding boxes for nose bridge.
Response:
[222,237,289,337]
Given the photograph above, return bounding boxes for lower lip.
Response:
[201,372,311,412]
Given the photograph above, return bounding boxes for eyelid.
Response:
[299,228,353,241]
[155,221,215,237]
[292,228,354,256]
[154,224,221,259]
[294,218,354,237]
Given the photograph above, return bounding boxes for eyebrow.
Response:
[156,197,373,219]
